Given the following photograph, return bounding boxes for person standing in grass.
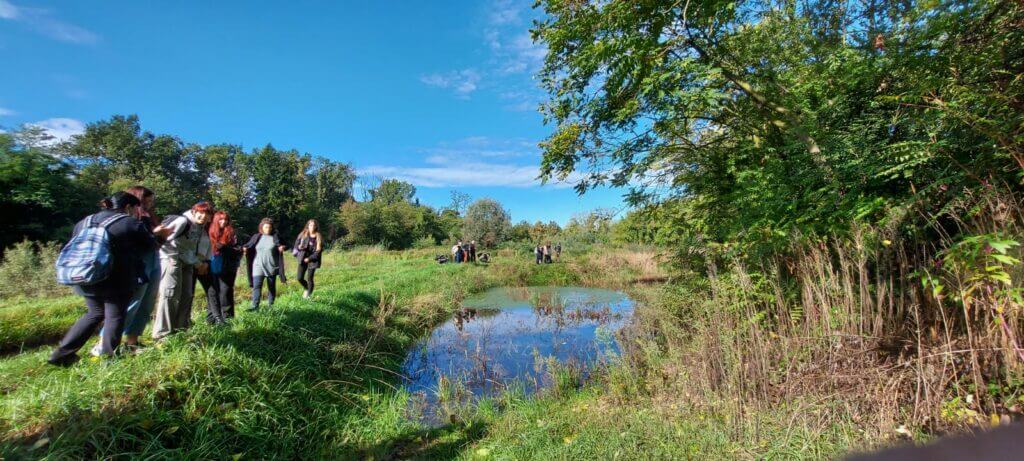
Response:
[469,240,477,263]
[206,210,240,321]
[454,240,463,263]
[49,192,159,366]
[535,244,543,264]
[293,219,323,299]
[152,201,214,340]
[89,186,169,356]
[555,243,562,261]
[243,218,287,311]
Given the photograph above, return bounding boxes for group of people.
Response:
[47,186,324,366]
[534,243,561,264]
[451,240,478,263]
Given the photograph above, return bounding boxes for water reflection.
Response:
[401,286,634,422]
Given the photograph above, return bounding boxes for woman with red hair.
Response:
[152,201,214,339]
[205,211,241,320]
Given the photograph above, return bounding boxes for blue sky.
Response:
[0,0,628,224]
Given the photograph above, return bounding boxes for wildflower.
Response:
[475,447,491,458]
[563,436,574,445]
[882,239,892,246]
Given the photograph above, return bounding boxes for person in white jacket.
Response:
[151,202,213,340]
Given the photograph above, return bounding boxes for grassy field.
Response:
[0,246,874,459]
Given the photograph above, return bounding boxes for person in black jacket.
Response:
[294,219,323,299]
[49,192,160,366]
[206,210,242,321]
[243,218,287,311]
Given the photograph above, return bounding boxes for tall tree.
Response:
[462,198,512,248]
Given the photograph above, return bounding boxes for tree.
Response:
[370,179,416,205]
[448,190,471,215]
[462,198,511,248]
[0,132,90,251]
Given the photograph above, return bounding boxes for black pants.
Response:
[251,275,276,309]
[218,267,238,318]
[297,263,317,294]
[198,271,225,324]
[51,292,131,360]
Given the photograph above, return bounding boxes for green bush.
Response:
[0,239,68,300]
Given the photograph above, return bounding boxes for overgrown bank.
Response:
[0,246,670,459]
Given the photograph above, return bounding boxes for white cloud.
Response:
[489,0,521,25]
[363,162,576,189]
[362,137,581,189]
[0,107,15,116]
[0,0,18,19]
[28,117,85,144]
[419,69,481,98]
[0,1,99,44]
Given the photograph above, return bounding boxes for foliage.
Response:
[0,134,91,252]
[0,240,67,300]
[461,198,512,248]
[337,180,452,250]
[1,116,355,245]
[535,0,1024,252]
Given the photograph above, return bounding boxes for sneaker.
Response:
[89,343,102,357]
[303,290,310,299]
[47,354,81,367]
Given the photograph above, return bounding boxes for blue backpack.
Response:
[55,213,130,286]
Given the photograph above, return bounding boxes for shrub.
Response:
[0,239,68,300]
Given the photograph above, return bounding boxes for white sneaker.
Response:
[303,290,311,299]
[89,343,102,357]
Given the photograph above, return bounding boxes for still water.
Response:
[401,286,635,420]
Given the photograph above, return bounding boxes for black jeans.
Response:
[251,275,276,309]
[218,266,238,318]
[198,271,225,324]
[51,292,131,360]
[297,263,317,294]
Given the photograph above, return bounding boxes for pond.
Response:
[401,286,635,422]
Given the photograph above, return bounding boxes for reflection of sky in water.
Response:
[401,286,634,419]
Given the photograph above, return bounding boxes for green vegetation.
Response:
[534,0,1024,437]
[1,246,693,459]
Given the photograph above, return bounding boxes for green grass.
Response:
[0,246,872,459]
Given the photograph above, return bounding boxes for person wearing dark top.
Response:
[469,240,477,263]
[206,210,241,322]
[461,241,472,263]
[294,219,323,299]
[90,186,170,356]
[48,192,160,366]
[243,218,287,311]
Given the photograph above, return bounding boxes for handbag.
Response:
[210,254,224,275]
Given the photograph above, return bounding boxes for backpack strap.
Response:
[97,213,130,228]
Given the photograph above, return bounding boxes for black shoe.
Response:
[47,354,81,367]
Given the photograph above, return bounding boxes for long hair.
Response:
[126,186,158,226]
[209,211,236,252]
[299,219,319,239]
[257,217,274,235]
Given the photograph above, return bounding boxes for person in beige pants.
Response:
[152,203,213,340]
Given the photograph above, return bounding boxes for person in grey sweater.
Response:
[151,202,213,340]
[243,217,288,311]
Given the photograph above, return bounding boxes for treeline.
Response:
[1,115,355,250]
[1,115,544,254]
[536,0,1024,428]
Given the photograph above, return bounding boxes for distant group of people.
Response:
[48,186,324,366]
[452,240,478,263]
[534,243,561,264]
